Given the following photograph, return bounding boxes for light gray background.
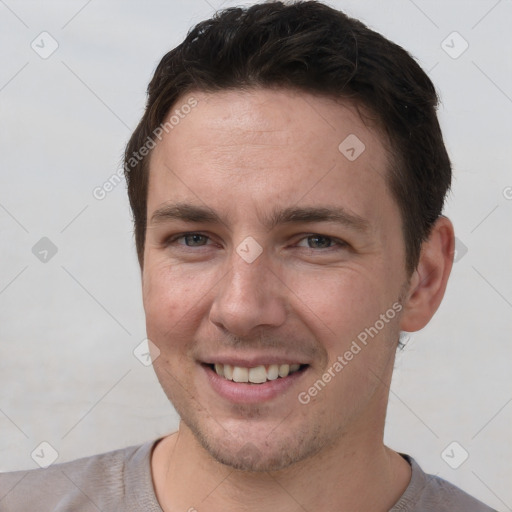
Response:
[0,0,511,509]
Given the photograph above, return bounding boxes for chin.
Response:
[155,363,347,472]
[182,412,332,473]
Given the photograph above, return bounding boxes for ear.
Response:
[399,216,455,332]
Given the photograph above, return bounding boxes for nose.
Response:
[209,248,287,337]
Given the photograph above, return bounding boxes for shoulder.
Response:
[391,454,497,512]
[0,440,159,512]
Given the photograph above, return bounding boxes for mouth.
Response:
[206,362,308,384]
[200,361,310,404]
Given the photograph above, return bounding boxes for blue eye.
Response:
[183,233,208,247]
[165,233,211,247]
[296,234,346,249]
[164,232,347,252]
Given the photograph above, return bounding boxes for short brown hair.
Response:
[124,0,451,274]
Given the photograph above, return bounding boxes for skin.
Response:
[142,88,455,511]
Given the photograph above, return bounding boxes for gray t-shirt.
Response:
[0,439,497,511]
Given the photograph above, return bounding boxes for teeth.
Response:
[224,364,233,380]
[214,364,224,377]
[232,366,249,383]
[278,364,289,378]
[212,363,304,383]
[267,364,279,380]
[248,366,267,384]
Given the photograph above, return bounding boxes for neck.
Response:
[152,417,411,512]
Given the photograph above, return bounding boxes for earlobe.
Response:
[399,216,455,332]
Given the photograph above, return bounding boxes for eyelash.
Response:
[164,232,348,251]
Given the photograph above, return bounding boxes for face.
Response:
[142,88,411,471]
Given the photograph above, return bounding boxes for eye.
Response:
[296,234,346,250]
[167,232,211,247]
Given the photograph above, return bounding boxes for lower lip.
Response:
[202,364,308,404]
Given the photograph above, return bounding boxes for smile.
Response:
[210,363,306,384]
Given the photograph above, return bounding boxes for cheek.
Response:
[142,263,212,343]
[284,269,381,341]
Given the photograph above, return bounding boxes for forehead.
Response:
[147,88,395,227]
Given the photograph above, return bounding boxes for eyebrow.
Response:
[149,202,370,233]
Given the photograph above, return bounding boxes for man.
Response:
[0,1,497,510]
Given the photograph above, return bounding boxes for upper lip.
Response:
[200,355,309,367]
